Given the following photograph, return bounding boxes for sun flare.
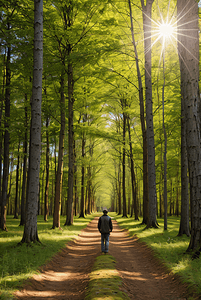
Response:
[159,22,174,38]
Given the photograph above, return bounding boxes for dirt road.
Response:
[15,217,188,299]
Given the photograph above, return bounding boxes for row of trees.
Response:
[0,0,201,254]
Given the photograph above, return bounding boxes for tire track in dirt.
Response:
[15,217,188,300]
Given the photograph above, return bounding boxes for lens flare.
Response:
[159,22,174,38]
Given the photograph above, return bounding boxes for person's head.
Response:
[103,208,108,215]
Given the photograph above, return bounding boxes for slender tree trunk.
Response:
[0,51,5,214]
[87,167,92,214]
[53,72,65,229]
[14,143,20,219]
[21,0,43,243]
[128,0,149,224]
[141,0,158,228]
[44,117,49,222]
[20,101,28,226]
[73,140,78,216]
[127,115,138,220]
[79,135,85,218]
[118,163,121,215]
[65,58,74,225]
[122,112,127,217]
[7,155,13,215]
[162,53,167,230]
[1,37,11,231]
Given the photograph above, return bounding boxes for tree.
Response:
[178,88,190,236]
[177,0,201,253]
[141,0,158,228]
[1,23,11,231]
[52,71,65,229]
[128,0,148,223]
[21,0,43,243]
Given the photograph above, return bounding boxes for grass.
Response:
[114,214,201,298]
[0,214,95,299]
[85,254,130,300]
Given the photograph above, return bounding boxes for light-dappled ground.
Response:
[15,217,189,299]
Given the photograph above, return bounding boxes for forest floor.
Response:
[14,217,190,300]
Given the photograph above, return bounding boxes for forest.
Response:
[1,0,201,256]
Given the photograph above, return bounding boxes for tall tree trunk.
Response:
[79,135,85,218]
[44,117,49,222]
[118,163,121,215]
[21,0,43,243]
[177,0,199,248]
[0,50,6,214]
[122,112,127,217]
[128,0,149,224]
[14,143,20,219]
[87,167,92,214]
[53,72,65,229]
[127,115,138,220]
[20,101,28,226]
[162,53,168,230]
[73,140,78,216]
[65,58,74,225]
[178,95,190,236]
[1,35,11,231]
[141,0,158,228]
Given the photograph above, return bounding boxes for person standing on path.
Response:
[98,209,113,254]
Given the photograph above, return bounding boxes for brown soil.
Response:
[15,217,191,300]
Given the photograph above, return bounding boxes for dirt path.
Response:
[15,217,188,300]
[110,220,188,300]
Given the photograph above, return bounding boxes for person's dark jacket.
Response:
[98,214,113,234]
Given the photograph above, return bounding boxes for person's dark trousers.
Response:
[101,233,110,253]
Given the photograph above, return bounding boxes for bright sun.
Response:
[159,22,174,38]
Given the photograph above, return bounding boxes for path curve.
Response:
[15,217,188,299]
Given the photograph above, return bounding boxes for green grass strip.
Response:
[0,214,95,300]
[114,214,201,299]
[85,254,130,300]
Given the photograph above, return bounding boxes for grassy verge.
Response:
[85,254,130,300]
[114,214,201,298]
[0,214,95,299]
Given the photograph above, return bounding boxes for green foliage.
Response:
[0,215,94,299]
[115,215,201,297]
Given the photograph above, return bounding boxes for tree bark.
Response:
[0,50,5,215]
[73,140,78,216]
[122,112,127,217]
[162,53,167,230]
[21,0,43,243]
[14,143,20,219]
[1,31,11,231]
[79,133,85,218]
[128,0,149,224]
[141,0,158,228]
[127,115,138,220]
[177,0,200,250]
[53,72,65,229]
[178,95,190,236]
[65,59,74,225]
[44,117,49,222]
[19,101,28,226]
